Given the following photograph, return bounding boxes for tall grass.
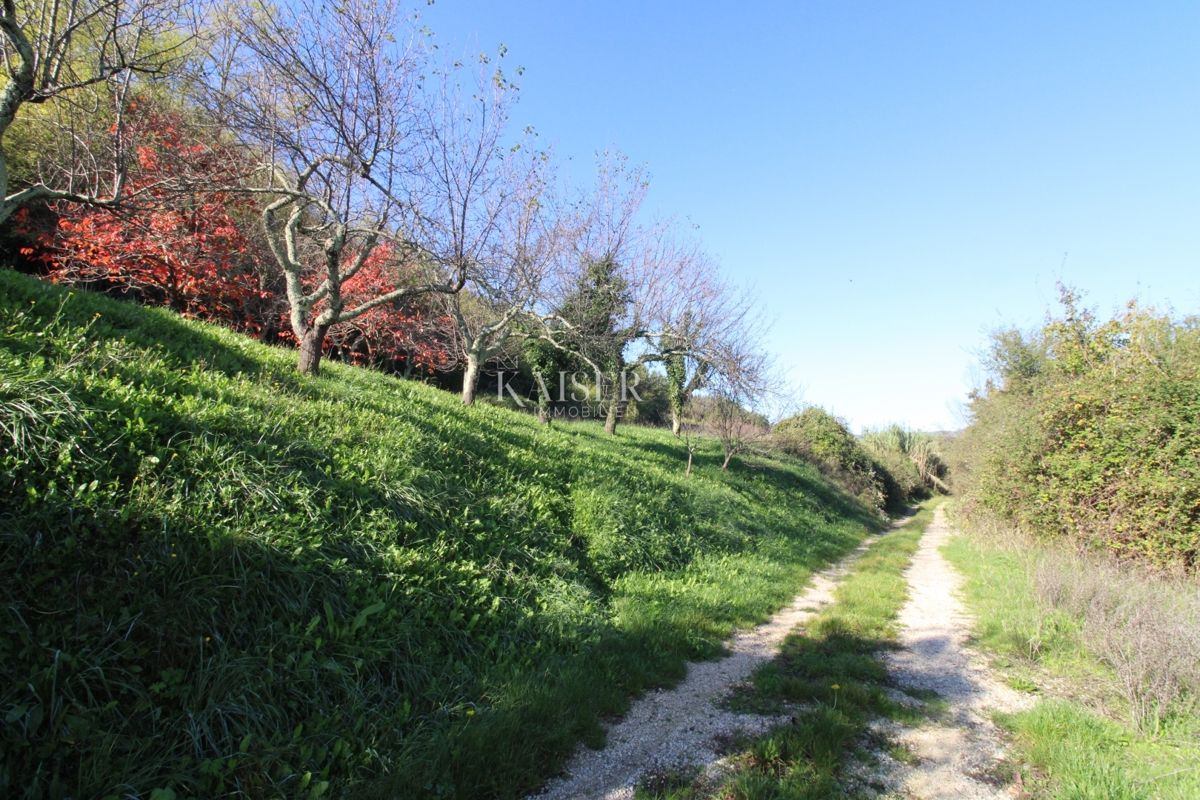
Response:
[943,508,1200,799]
[0,270,877,799]
[858,425,948,494]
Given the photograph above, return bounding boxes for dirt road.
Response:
[532,505,1026,799]
[533,535,883,800]
[871,504,1031,799]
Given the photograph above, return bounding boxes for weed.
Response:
[1007,676,1039,694]
[885,741,919,766]
[944,513,1200,799]
[636,766,700,799]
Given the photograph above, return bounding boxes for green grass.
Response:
[943,527,1200,800]
[938,535,1095,681]
[0,270,882,800]
[638,502,940,799]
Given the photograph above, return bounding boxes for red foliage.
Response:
[22,100,453,372]
[29,104,269,330]
[299,241,455,372]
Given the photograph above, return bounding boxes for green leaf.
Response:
[351,601,386,633]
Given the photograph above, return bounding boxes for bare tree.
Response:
[705,344,786,470]
[206,0,512,375]
[526,153,658,433]
[0,0,198,224]
[639,230,769,436]
[414,62,554,406]
[542,206,769,437]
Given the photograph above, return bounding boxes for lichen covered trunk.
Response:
[297,324,329,375]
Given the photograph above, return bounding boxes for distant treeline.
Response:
[948,286,1200,571]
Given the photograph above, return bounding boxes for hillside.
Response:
[0,270,879,799]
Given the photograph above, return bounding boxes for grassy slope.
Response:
[942,532,1200,800]
[0,270,879,800]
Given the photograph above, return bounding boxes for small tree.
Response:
[0,0,197,224]
[446,143,558,406]
[207,0,501,374]
[638,231,769,437]
[705,345,785,470]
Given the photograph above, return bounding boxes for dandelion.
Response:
[831,684,840,691]
[466,710,475,716]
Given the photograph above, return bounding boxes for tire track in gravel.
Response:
[531,518,916,800]
[867,504,1033,799]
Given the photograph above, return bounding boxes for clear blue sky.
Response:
[422,1,1200,432]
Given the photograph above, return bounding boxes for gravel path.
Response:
[531,532,890,800]
[871,504,1032,799]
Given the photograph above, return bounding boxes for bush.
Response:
[950,286,1200,569]
[773,408,928,516]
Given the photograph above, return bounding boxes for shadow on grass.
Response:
[1,269,890,799]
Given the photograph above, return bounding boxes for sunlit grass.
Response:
[943,522,1200,800]
[0,270,878,799]
[636,502,941,799]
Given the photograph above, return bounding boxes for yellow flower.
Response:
[831,684,840,691]
[466,710,475,716]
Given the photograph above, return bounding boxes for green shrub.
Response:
[0,271,875,799]
[951,286,1200,569]
[773,408,919,516]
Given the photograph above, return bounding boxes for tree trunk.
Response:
[461,353,480,406]
[671,413,682,437]
[297,324,329,375]
[604,398,620,435]
[686,447,694,476]
[0,19,34,221]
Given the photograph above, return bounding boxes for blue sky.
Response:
[422,1,1200,431]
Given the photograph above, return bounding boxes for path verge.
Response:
[532,521,904,799]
